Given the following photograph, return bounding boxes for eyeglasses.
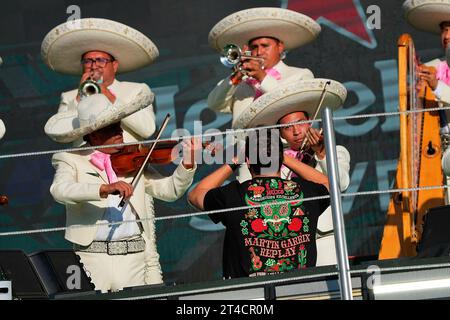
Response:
[80,57,114,68]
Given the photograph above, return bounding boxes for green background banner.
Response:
[0,0,444,284]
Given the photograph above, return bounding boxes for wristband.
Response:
[229,75,242,86]
[228,163,239,171]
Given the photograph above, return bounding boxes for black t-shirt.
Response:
[204,176,329,279]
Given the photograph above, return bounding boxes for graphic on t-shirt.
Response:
[242,178,314,275]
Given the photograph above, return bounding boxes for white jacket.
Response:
[50,149,196,283]
[59,79,156,144]
[207,61,314,128]
[281,145,351,192]
[426,59,450,120]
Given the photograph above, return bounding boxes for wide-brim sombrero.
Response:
[45,86,154,143]
[233,79,347,129]
[404,0,450,34]
[41,18,159,75]
[0,119,5,140]
[208,7,321,52]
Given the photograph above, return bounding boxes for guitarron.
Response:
[379,34,446,259]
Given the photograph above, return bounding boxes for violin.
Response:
[294,81,329,166]
[111,140,218,176]
[117,114,172,207]
[0,195,8,206]
[297,147,317,167]
[111,140,178,176]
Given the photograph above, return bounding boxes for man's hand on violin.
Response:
[305,127,325,160]
[99,181,134,199]
[181,138,201,170]
[417,65,438,90]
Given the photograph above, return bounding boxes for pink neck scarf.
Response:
[282,149,302,178]
[436,61,450,86]
[245,68,282,99]
[90,151,118,183]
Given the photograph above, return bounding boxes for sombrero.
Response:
[41,18,159,75]
[233,79,347,129]
[0,119,5,140]
[208,7,321,52]
[404,0,450,34]
[45,86,154,143]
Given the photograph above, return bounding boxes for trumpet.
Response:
[78,79,101,98]
[78,71,103,98]
[220,44,264,69]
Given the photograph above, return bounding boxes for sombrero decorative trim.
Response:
[41,18,159,75]
[208,7,321,52]
[0,119,5,140]
[233,79,347,129]
[403,0,450,34]
[44,86,154,143]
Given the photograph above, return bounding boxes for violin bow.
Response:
[119,113,171,208]
[298,80,331,153]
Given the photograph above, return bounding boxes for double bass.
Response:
[379,34,445,259]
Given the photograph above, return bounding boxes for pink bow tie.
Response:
[437,61,450,86]
[282,149,301,178]
[90,151,118,183]
[245,67,282,99]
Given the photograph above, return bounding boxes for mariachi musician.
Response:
[207,7,321,129]
[41,18,158,147]
[404,1,450,193]
[232,79,348,266]
[45,93,198,292]
[379,1,449,259]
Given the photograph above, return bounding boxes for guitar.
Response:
[249,247,263,270]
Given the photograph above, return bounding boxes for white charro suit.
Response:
[426,58,450,202]
[50,149,195,290]
[207,61,314,128]
[426,58,450,114]
[59,79,156,144]
[281,146,351,267]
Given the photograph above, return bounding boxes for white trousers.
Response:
[76,250,146,293]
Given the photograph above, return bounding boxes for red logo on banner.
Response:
[286,0,377,49]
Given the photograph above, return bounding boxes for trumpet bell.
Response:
[220,44,264,69]
[221,44,241,67]
[78,79,101,98]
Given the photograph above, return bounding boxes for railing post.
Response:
[322,107,353,300]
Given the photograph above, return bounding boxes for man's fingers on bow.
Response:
[309,127,323,142]
[112,181,134,199]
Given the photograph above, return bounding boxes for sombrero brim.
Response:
[41,18,159,75]
[0,119,5,140]
[404,0,450,34]
[44,86,154,143]
[233,79,347,129]
[209,7,321,52]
